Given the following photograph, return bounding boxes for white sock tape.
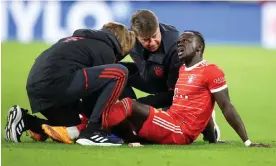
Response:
[244,140,252,147]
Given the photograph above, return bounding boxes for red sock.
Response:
[102,98,132,128]
[79,113,89,125]
[76,123,87,132]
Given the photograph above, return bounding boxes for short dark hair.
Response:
[130,9,159,37]
[184,30,205,52]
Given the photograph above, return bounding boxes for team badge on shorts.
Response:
[187,74,196,84]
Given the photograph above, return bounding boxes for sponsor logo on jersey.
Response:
[213,77,225,84]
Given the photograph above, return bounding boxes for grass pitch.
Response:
[1,42,276,166]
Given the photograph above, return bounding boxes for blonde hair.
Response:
[103,22,136,55]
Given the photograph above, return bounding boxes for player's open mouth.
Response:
[178,48,184,56]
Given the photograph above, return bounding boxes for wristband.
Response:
[244,140,252,147]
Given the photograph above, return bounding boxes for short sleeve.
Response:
[206,65,227,93]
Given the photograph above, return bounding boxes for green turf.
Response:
[1,42,276,166]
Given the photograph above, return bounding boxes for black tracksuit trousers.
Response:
[25,64,128,135]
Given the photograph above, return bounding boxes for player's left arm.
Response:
[208,65,270,148]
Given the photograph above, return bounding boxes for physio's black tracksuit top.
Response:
[27,29,123,113]
[127,23,181,108]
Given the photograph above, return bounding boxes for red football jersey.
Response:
[168,60,227,141]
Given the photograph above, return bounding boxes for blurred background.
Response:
[1,1,276,48]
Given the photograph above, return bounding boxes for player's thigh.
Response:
[139,107,188,145]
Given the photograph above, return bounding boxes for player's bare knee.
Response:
[128,100,150,131]
[131,100,150,120]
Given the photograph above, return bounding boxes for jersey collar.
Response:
[184,60,206,71]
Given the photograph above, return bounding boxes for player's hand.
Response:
[128,142,143,147]
[249,143,271,148]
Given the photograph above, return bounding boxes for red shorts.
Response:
[138,107,192,145]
